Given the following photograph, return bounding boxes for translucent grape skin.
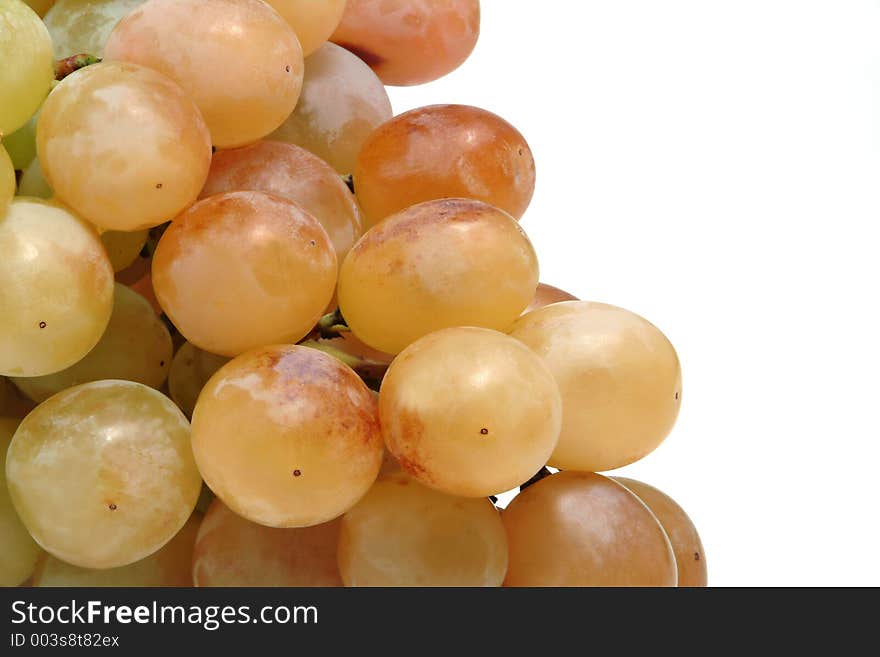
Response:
[503,471,678,587]
[354,105,535,227]
[269,42,393,175]
[2,115,38,170]
[510,301,682,473]
[339,198,539,354]
[152,191,337,357]
[34,514,201,587]
[193,499,343,587]
[6,381,201,569]
[38,61,212,231]
[200,141,363,264]
[0,0,55,136]
[168,341,230,419]
[101,228,149,273]
[0,418,42,587]
[380,328,561,498]
[1,144,13,207]
[331,0,480,87]
[105,0,304,149]
[12,284,173,403]
[191,345,384,528]
[264,0,346,57]
[338,472,508,587]
[614,477,708,587]
[523,283,579,315]
[44,0,146,58]
[0,198,114,377]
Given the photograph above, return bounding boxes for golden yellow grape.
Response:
[264,0,346,57]
[510,301,682,472]
[523,283,579,315]
[6,381,201,569]
[38,61,212,231]
[105,0,304,148]
[100,229,148,272]
[33,514,201,587]
[0,198,114,377]
[614,477,707,587]
[1,144,14,207]
[269,42,393,175]
[191,345,383,528]
[380,328,561,497]
[193,499,342,587]
[201,141,362,264]
[168,342,230,419]
[152,191,337,357]
[339,198,538,354]
[338,472,508,587]
[12,284,173,403]
[354,105,535,227]
[503,471,677,587]
[331,0,480,86]
[0,417,42,587]
[44,0,146,58]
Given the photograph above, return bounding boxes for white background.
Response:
[389,1,880,586]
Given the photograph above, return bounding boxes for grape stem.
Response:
[315,308,350,338]
[298,339,388,391]
[55,54,101,81]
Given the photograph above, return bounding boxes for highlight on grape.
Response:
[0,0,705,589]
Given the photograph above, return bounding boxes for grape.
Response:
[523,283,579,315]
[16,158,51,199]
[168,341,229,419]
[152,191,337,357]
[37,61,212,232]
[105,0,304,149]
[44,0,146,59]
[2,115,38,170]
[191,345,383,528]
[614,477,707,587]
[339,198,538,354]
[34,514,201,587]
[1,144,13,207]
[0,0,55,136]
[6,380,201,569]
[338,472,507,587]
[263,0,346,57]
[101,228,148,273]
[11,284,173,403]
[331,0,480,87]
[510,302,682,473]
[201,141,363,264]
[23,0,54,15]
[380,328,561,497]
[503,471,677,586]
[0,198,114,377]
[355,105,535,227]
[193,499,342,587]
[269,42,393,175]
[0,418,42,587]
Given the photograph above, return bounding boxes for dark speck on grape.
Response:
[108,503,117,511]
[310,240,316,246]
[480,428,489,435]
[285,65,291,73]
[293,469,302,477]
[156,183,163,189]
[39,321,47,329]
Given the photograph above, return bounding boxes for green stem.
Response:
[316,308,350,339]
[55,54,101,81]
[299,339,388,392]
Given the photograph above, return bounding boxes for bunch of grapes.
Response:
[1,0,706,588]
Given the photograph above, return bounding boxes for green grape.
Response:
[44,0,146,58]
[168,342,229,419]
[380,328,562,498]
[193,499,342,587]
[2,115,38,170]
[6,380,201,569]
[100,228,148,272]
[339,198,539,354]
[12,284,173,403]
[0,0,55,136]
[1,417,43,587]
[0,198,114,377]
[37,61,212,231]
[16,157,51,199]
[34,514,201,587]
[338,472,508,587]
[1,144,13,207]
